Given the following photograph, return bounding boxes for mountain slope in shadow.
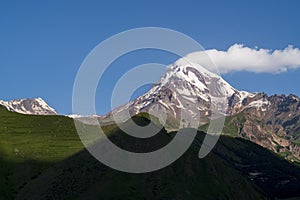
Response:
[16,116,300,200]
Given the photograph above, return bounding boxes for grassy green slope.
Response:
[0,106,84,199]
[15,117,300,200]
[15,127,263,200]
[199,112,246,137]
[1,107,300,199]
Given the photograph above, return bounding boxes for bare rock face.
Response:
[230,93,300,161]
[0,98,57,115]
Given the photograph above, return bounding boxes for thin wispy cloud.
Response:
[187,44,300,74]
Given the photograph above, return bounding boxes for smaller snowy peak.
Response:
[0,97,57,115]
[229,92,271,114]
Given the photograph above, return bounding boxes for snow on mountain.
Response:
[99,52,300,161]
[102,54,260,128]
[67,114,85,118]
[67,114,102,125]
[0,98,57,115]
[101,52,276,128]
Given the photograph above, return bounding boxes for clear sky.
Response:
[1,0,300,115]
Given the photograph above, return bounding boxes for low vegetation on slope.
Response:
[1,108,300,199]
[0,106,84,199]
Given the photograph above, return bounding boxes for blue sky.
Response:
[1,0,300,115]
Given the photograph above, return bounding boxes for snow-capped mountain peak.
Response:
[0,97,57,115]
[102,55,255,128]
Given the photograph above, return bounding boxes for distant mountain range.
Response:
[1,53,300,163]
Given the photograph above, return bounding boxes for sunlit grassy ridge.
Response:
[0,106,85,161]
[0,106,84,199]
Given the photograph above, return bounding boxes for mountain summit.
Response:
[104,55,255,127]
[102,54,300,161]
[0,97,57,115]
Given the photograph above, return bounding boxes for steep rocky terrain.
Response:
[226,93,300,161]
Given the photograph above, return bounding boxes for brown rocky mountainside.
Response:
[227,93,300,162]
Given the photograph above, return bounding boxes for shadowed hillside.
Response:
[1,107,300,199]
[15,116,300,200]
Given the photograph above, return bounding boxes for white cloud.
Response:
[185,44,300,74]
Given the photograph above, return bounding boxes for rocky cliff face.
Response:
[228,93,300,161]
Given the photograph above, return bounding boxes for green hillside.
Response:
[199,112,246,137]
[15,120,300,199]
[0,106,84,199]
[1,107,300,199]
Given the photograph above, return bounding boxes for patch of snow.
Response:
[239,91,255,101]
[175,98,184,109]
[68,114,85,118]
[181,96,198,103]
[247,99,270,111]
[176,87,193,97]
[158,100,170,109]
[248,99,269,107]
